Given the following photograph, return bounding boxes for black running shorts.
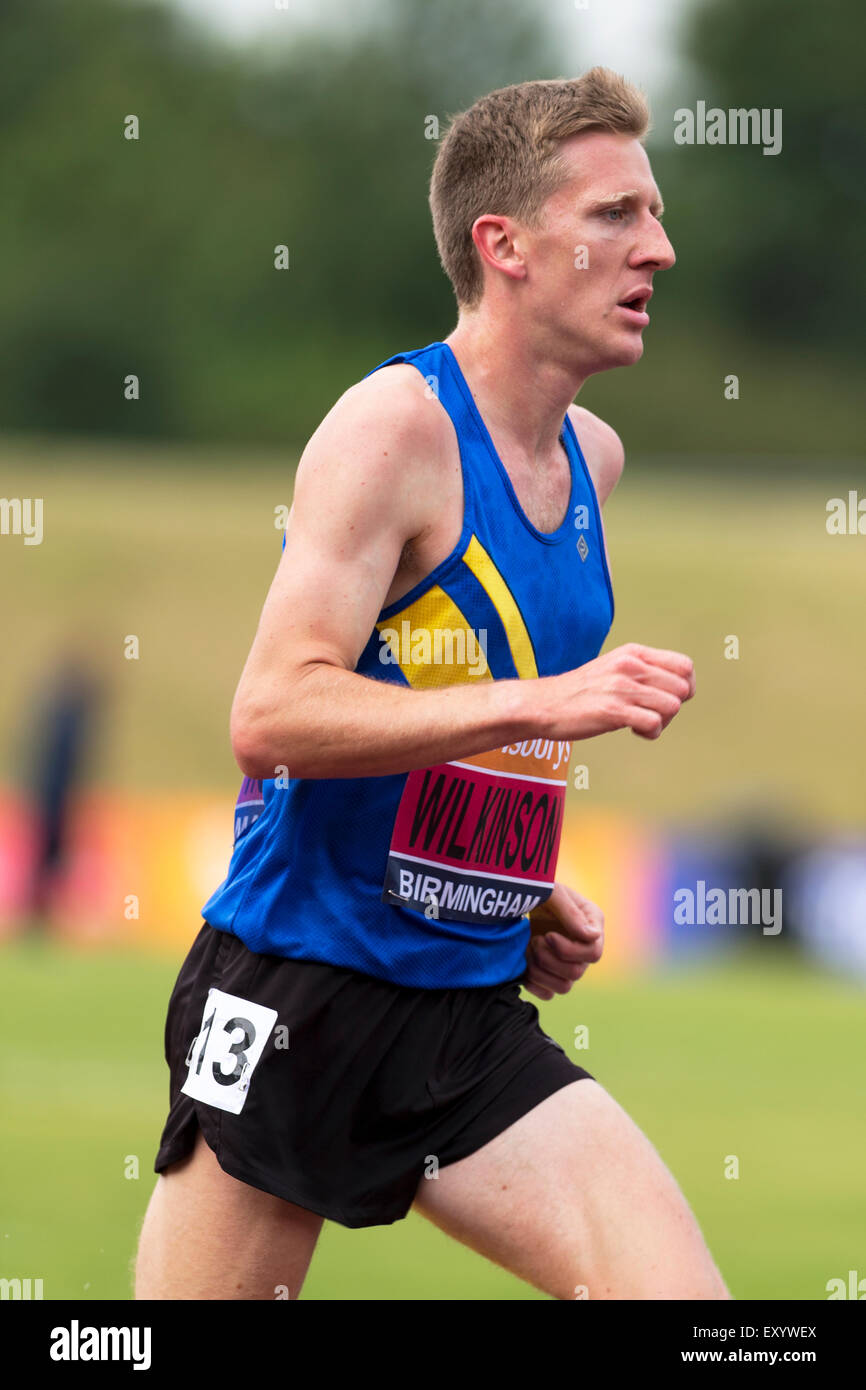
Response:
[154,922,593,1228]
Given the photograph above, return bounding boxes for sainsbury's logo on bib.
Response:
[382,739,570,925]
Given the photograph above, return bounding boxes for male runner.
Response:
[136,67,730,1300]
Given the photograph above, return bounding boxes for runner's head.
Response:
[429,68,675,374]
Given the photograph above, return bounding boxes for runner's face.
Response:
[528,131,675,372]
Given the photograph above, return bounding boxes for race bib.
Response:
[181,988,277,1115]
[382,739,570,924]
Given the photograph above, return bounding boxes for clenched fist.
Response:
[538,642,695,742]
[522,882,605,1001]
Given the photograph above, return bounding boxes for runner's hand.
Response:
[541,642,695,742]
[521,882,604,1001]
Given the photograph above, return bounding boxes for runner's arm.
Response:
[230,378,693,780]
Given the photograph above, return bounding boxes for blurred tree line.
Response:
[671,0,866,349]
[1,0,863,455]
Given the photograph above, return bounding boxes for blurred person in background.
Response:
[22,647,104,930]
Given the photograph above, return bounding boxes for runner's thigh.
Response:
[413,1078,731,1300]
[135,1129,323,1300]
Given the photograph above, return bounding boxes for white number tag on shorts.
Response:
[181,988,277,1115]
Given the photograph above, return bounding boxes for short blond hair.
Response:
[429,67,650,309]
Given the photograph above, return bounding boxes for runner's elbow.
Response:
[230,661,348,780]
[230,706,295,781]
[231,722,273,780]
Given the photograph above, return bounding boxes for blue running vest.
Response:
[201,340,614,987]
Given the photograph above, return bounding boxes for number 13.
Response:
[194,1008,256,1086]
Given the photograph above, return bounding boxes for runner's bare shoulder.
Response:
[294,362,453,504]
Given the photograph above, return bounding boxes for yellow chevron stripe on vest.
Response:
[375,585,492,689]
[462,535,538,679]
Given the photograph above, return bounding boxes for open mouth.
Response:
[616,290,652,323]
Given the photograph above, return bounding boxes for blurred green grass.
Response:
[0,936,863,1300]
[0,436,863,827]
